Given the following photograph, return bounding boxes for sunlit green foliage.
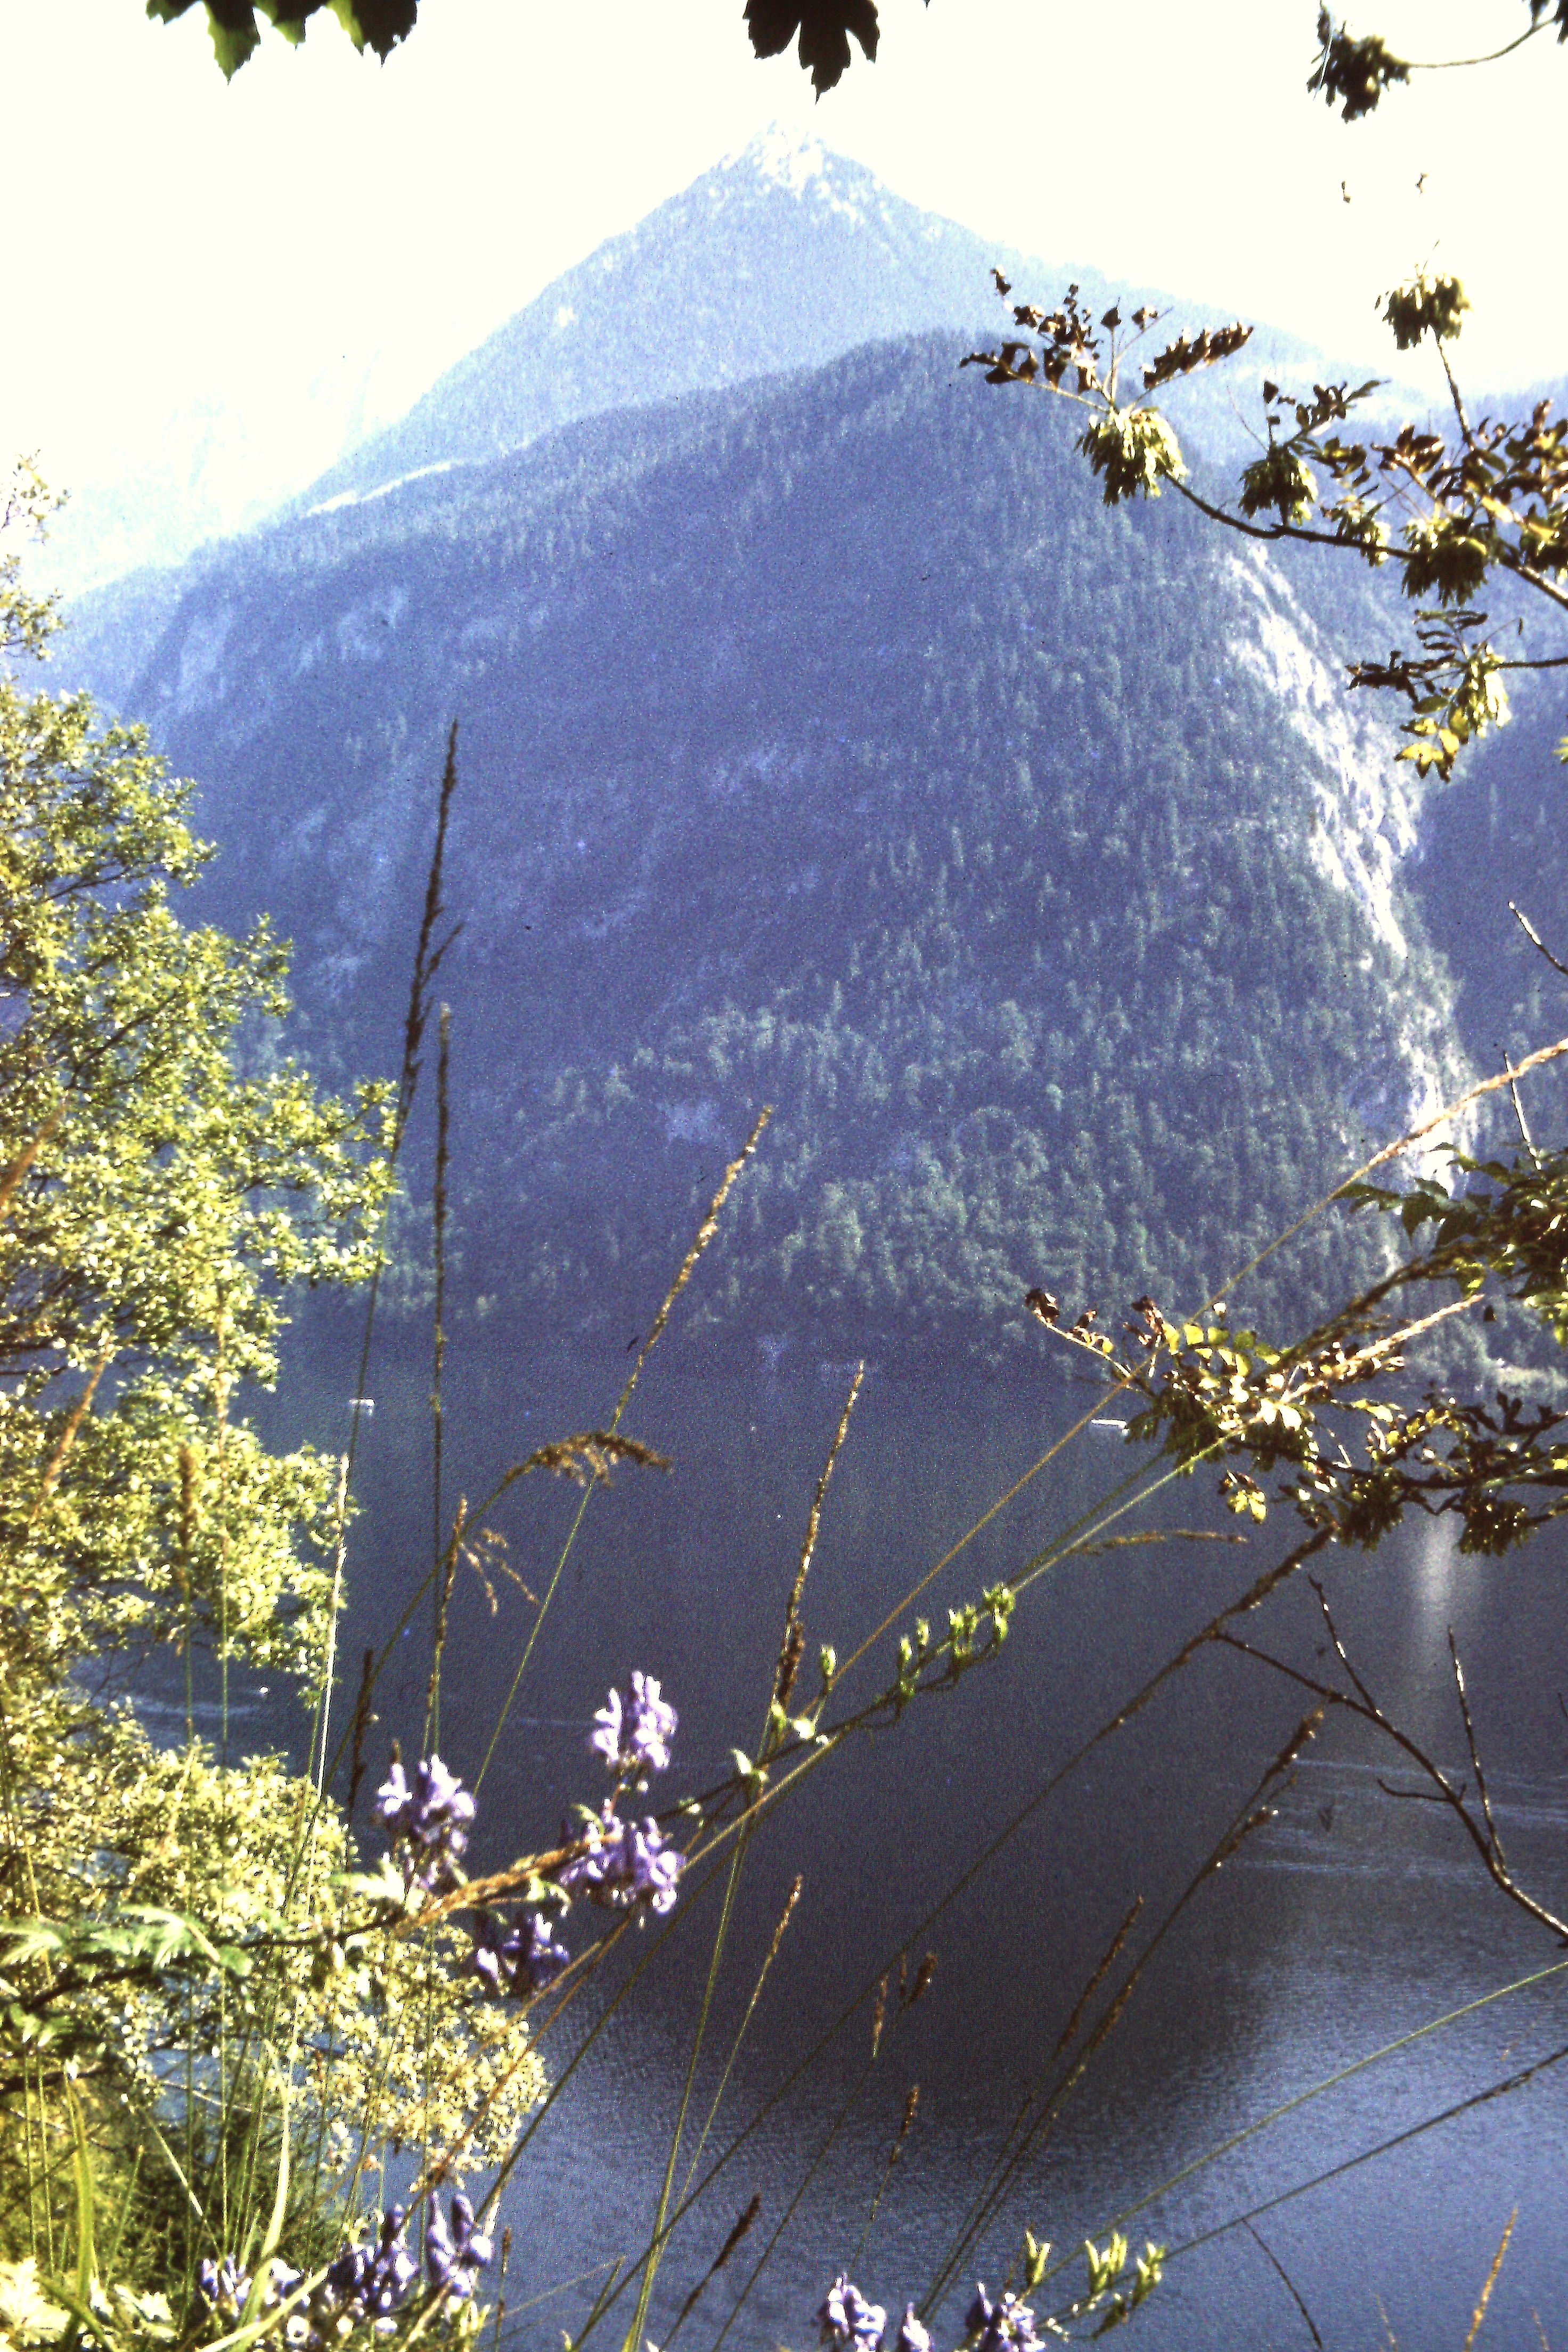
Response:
[0,477,544,2296]
[967,260,1568,787]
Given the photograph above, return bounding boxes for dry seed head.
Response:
[177,1442,201,1555]
[773,1616,806,1714]
[508,1431,672,1489]
[905,1951,937,2008]
[767,1874,804,1970]
[714,2192,762,2271]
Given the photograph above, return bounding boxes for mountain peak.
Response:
[296,137,1035,511]
[722,122,838,194]
[715,123,886,217]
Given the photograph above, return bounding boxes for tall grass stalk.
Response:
[428,1003,452,1745]
[622,1367,863,2352]
[474,1106,772,1794]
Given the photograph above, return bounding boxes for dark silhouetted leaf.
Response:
[744,0,880,92]
[1307,5,1410,119]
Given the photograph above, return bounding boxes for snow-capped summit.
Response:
[721,122,837,195]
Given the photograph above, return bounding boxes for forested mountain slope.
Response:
[1422,673,1568,1117]
[50,330,1471,1365]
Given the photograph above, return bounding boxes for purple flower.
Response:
[469,1907,570,1999]
[556,1804,683,1918]
[966,2288,1038,2351]
[197,2256,251,2320]
[892,2309,930,2352]
[815,2274,886,2349]
[199,2258,307,2333]
[361,2207,419,2327]
[330,2207,417,2332]
[374,1753,475,1892]
[276,2212,416,2350]
[590,1671,677,1784]
[426,2193,492,2301]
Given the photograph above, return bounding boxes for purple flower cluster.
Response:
[426,2193,492,2302]
[374,1754,475,1893]
[817,2276,887,2349]
[963,2285,1040,2349]
[199,2216,419,2348]
[556,1801,683,1918]
[590,1671,677,1785]
[196,2256,253,2321]
[812,2278,1045,2352]
[469,1906,570,2000]
[314,2207,419,2339]
[374,1672,682,2001]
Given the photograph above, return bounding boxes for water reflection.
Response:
[250,1328,1568,2348]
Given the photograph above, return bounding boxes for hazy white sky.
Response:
[2,0,1562,543]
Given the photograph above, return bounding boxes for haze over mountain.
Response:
[40,127,1073,600]
[44,127,1350,620]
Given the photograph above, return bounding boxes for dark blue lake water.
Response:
[231,1319,1568,2351]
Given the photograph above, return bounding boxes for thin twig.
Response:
[315,1452,351,1800]
[342,727,462,1523]
[930,1897,1142,2314]
[474,1108,772,1793]
[1212,1031,1568,1320]
[776,1367,863,1711]
[677,1876,803,2212]
[938,1713,1322,2313]
[853,2085,920,2263]
[346,1648,377,1825]
[1077,1964,1568,2262]
[1449,1628,1505,1866]
[1499,1046,1540,1167]
[1462,2209,1516,2351]
[1243,2219,1324,2349]
[556,1533,1337,2350]
[1406,21,1545,69]
[1508,902,1568,984]
[661,2194,761,2349]
[423,1500,464,1750]
[1212,1586,1568,1941]
[1164,2062,1558,2274]
[428,1002,452,1735]
[1377,1775,1468,1804]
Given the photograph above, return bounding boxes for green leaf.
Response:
[1076,408,1187,504]
[1308,9,1410,120]
[1382,270,1469,350]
